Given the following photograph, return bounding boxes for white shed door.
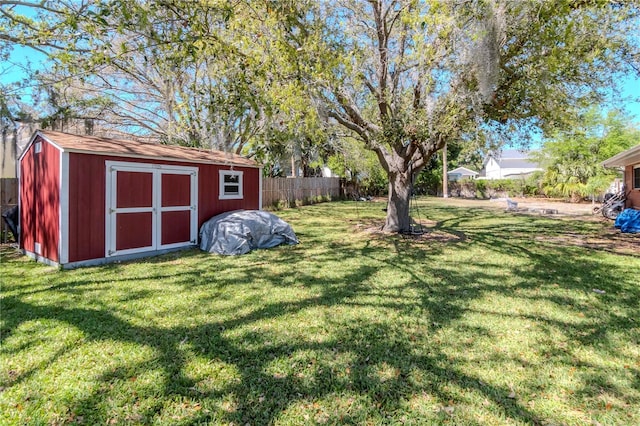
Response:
[106,161,198,257]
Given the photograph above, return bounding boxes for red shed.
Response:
[19,130,261,268]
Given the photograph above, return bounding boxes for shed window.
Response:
[634,166,640,190]
[219,170,243,200]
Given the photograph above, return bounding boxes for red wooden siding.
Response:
[116,212,153,250]
[19,146,36,254]
[161,210,191,245]
[117,171,153,208]
[67,154,106,262]
[114,168,155,252]
[160,172,192,245]
[66,153,259,263]
[162,174,191,207]
[198,166,260,224]
[39,140,61,261]
[625,165,640,209]
[19,136,60,262]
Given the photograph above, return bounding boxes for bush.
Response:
[360,172,387,196]
[473,179,487,198]
[449,176,544,199]
[414,168,441,195]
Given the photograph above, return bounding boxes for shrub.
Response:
[448,176,545,199]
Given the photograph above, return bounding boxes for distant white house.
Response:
[447,166,479,182]
[482,149,542,180]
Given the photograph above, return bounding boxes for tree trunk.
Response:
[383,170,412,233]
[442,142,449,198]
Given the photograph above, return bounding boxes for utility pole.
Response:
[291,155,296,177]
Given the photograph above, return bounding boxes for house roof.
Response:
[448,166,479,175]
[24,130,259,168]
[498,158,540,170]
[498,149,529,159]
[484,149,540,169]
[602,144,640,168]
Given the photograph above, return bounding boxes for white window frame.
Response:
[219,170,243,200]
[633,165,640,190]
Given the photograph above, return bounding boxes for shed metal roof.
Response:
[24,130,258,168]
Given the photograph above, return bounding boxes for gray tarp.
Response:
[199,210,298,255]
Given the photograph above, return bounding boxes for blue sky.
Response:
[2,44,640,125]
[610,72,640,122]
[1,46,47,102]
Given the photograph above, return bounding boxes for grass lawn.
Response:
[1,198,639,425]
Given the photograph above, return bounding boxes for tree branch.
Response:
[327,110,369,141]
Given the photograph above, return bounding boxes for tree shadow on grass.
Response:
[1,293,546,425]
[419,205,640,410]
[2,203,639,424]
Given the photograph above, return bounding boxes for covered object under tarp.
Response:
[614,209,640,233]
[200,210,298,255]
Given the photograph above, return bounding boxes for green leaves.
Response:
[536,108,640,200]
[2,0,638,206]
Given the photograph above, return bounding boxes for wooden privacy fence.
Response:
[1,178,19,242]
[262,177,341,208]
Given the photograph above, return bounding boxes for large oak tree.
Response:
[278,0,639,232]
[3,0,639,231]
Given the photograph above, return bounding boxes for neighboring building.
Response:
[1,120,37,178]
[447,166,479,182]
[602,144,640,209]
[19,130,261,268]
[482,149,542,179]
[2,118,154,179]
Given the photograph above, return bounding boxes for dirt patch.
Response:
[445,198,638,255]
[351,198,638,255]
[352,219,465,243]
[443,197,597,217]
[534,229,639,256]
